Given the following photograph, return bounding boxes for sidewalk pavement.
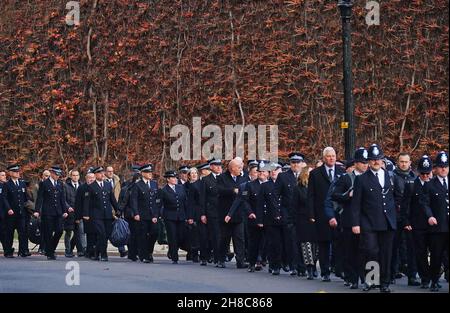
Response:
[0,240,186,257]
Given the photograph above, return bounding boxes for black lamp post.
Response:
[338,0,355,160]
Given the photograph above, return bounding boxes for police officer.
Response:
[199,158,223,265]
[420,151,449,292]
[159,170,192,264]
[130,164,160,263]
[35,166,71,260]
[401,155,433,288]
[351,144,397,293]
[178,166,190,185]
[83,166,120,261]
[3,164,31,258]
[331,147,369,289]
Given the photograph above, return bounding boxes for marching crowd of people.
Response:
[0,144,448,293]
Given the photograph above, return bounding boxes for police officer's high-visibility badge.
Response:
[363,150,368,159]
[373,147,379,156]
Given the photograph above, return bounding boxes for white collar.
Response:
[354,170,364,176]
[437,176,447,184]
[325,165,335,172]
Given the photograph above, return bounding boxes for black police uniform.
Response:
[130,179,160,262]
[3,178,30,257]
[84,180,120,259]
[351,167,397,291]
[159,183,190,262]
[420,175,449,289]
[35,178,70,258]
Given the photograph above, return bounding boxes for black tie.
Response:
[443,178,448,190]
[16,181,20,188]
[328,169,333,182]
[148,181,152,190]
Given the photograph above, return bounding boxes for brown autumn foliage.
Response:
[0,0,448,179]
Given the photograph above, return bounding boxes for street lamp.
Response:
[338,0,355,161]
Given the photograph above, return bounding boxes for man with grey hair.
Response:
[216,158,248,268]
[308,147,344,281]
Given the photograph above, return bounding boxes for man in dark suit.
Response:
[308,147,344,281]
[401,155,433,289]
[420,151,449,292]
[351,144,397,293]
[130,164,160,263]
[331,147,368,289]
[35,166,71,260]
[199,158,223,265]
[216,158,248,268]
[63,169,81,258]
[83,166,120,261]
[3,164,32,258]
[159,170,193,264]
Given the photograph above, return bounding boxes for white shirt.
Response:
[437,176,448,189]
[96,180,104,188]
[71,181,78,189]
[419,178,427,186]
[49,177,57,187]
[168,183,176,192]
[325,165,335,180]
[354,170,364,176]
[370,168,385,188]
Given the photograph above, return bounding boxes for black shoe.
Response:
[298,270,306,277]
[380,286,392,293]
[307,268,314,280]
[18,253,29,258]
[167,252,171,260]
[38,249,45,255]
[268,268,273,274]
[282,266,290,273]
[217,262,226,268]
[436,282,442,289]
[100,256,109,262]
[226,252,235,262]
[362,283,374,292]
[430,283,439,292]
[290,269,298,276]
[91,255,100,261]
[236,262,248,269]
[200,260,207,266]
[77,252,85,257]
[120,250,128,258]
[148,255,154,263]
[313,270,318,278]
[255,264,263,271]
[344,280,351,287]
[47,255,56,260]
[322,275,331,282]
[172,260,178,264]
[420,281,430,289]
[128,257,138,262]
[4,254,15,259]
[24,251,32,257]
[390,279,396,285]
[65,252,75,258]
[272,268,280,276]
[394,272,403,279]
[350,283,359,290]
[248,266,256,273]
[142,259,151,263]
[408,278,421,286]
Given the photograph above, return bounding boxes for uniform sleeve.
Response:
[331,175,352,203]
[82,187,91,218]
[400,181,413,227]
[110,186,120,215]
[306,172,315,220]
[199,179,207,217]
[129,185,139,217]
[350,176,363,227]
[35,181,44,215]
[419,182,433,219]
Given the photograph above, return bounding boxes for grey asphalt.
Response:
[0,256,447,293]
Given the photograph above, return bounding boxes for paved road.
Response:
[0,256,447,293]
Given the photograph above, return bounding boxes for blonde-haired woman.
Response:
[295,166,318,280]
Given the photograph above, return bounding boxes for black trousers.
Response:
[360,230,395,287]
[42,216,64,257]
[343,227,362,284]
[197,222,210,261]
[412,229,431,283]
[137,220,158,260]
[189,222,201,255]
[266,225,285,270]
[332,228,345,277]
[126,218,138,259]
[0,219,5,251]
[391,228,417,279]
[283,223,299,270]
[4,214,28,255]
[318,241,332,277]
[165,220,185,262]
[202,217,221,263]
[219,222,245,264]
[92,219,113,257]
[247,225,264,266]
[429,232,449,284]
